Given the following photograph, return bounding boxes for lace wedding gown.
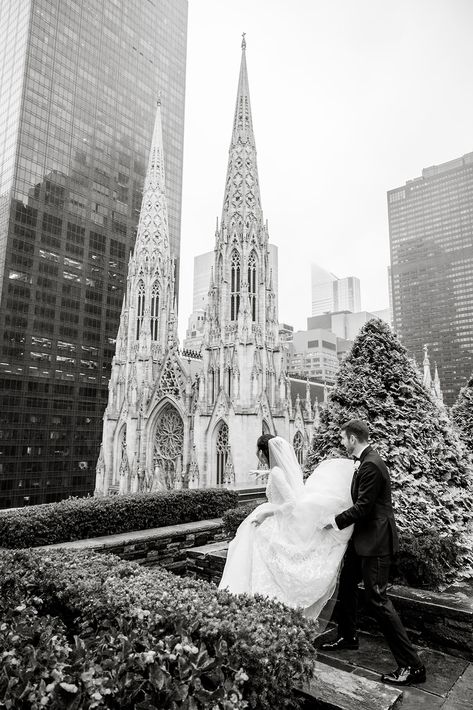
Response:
[218,437,354,620]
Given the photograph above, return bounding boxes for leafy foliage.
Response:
[223,502,260,539]
[305,319,473,581]
[393,529,463,589]
[0,549,316,709]
[0,488,238,549]
[451,374,473,457]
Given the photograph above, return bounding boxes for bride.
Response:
[218,434,355,620]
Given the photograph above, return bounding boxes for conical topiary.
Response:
[451,375,473,457]
[305,319,473,580]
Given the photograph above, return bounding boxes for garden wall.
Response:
[42,518,227,575]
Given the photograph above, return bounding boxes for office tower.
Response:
[288,329,340,384]
[311,263,360,315]
[333,275,361,313]
[388,152,473,405]
[0,0,187,507]
[192,251,215,312]
[308,309,391,342]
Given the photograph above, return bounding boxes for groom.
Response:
[321,419,426,686]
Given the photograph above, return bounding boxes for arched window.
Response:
[293,431,304,466]
[230,250,240,321]
[153,404,184,490]
[227,367,232,398]
[248,251,257,321]
[151,281,159,341]
[136,280,145,339]
[216,422,230,486]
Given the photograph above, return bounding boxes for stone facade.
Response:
[95,39,319,495]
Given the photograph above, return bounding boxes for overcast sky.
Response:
[178,0,473,340]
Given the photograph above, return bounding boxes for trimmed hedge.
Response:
[222,505,461,590]
[0,548,316,709]
[0,488,238,549]
[223,501,259,539]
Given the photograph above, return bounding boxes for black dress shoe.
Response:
[381,665,426,686]
[319,636,359,651]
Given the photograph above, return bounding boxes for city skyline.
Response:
[179,0,473,341]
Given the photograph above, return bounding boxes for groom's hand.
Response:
[323,515,339,531]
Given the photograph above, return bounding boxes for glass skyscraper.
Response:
[388,152,473,406]
[0,0,187,507]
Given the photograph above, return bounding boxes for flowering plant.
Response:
[0,548,317,709]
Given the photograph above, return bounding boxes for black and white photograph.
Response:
[0,1,473,708]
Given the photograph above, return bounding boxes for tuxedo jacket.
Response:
[334,445,399,557]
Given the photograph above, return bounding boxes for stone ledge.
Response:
[38,518,224,551]
[296,660,402,710]
[359,582,473,660]
[387,582,473,617]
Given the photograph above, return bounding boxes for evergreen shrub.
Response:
[223,501,260,538]
[305,319,473,582]
[393,529,463,589]
[0,548,316,709]
[451,374,473,457]
[0,488,238,549]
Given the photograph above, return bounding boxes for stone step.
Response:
[186,540,228,583]
[296,660,402,710]
[316,629,473,710]
[236,486,266,505]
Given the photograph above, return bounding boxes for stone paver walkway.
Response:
[314,628,473,710]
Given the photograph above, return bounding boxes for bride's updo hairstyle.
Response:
[256,434,276,466]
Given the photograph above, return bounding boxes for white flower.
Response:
[59,683,78,694]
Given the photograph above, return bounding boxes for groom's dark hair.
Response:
[340,419,369,442]
[257,434,276,464]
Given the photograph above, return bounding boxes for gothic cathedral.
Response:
[95,39,321,495]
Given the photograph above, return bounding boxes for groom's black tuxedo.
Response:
[332,444,421,670]
[334,445,399,556]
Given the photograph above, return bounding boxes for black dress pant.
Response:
[337,542,421,668]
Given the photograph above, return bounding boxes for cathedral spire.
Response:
[221,35,262,228]
[232,33,254,144]
[133,96,170,262]
[422,344,432,390]
[96,98,177,495]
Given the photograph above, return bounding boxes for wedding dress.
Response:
[218,437,355,621]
